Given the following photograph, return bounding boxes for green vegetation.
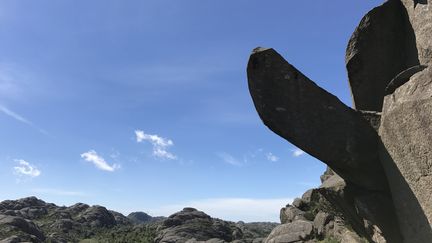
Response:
[85,225,157,243]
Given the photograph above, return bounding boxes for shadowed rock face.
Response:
[247,48,388,192]
[346,0,419,112]
[247,0,432,242]
[380,66,432,242]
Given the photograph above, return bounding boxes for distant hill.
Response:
[127,211,166,225]
[0,197,277,242]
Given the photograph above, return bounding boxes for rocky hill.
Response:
[127,212,166,225]
[0,167,363,243]
[0,197,277,243]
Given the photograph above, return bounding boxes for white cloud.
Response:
[13,159,41,178]
[149,198,293,222]
[31,188,86,197]
[292,148,305,157]
[266,152,279,162]
[81,150,120,172]
[0,104,48,135]
[217,152,242,166]
[135,130,177,160]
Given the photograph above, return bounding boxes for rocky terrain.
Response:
[247,0,432,242]
[2,0,431,242]
[0,197,277,243]
[0,166,366,243]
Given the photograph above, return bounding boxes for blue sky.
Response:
[0,0,382,222]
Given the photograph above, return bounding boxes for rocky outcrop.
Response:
[266,220,314,243]
[154,208,275,243]
[155,208,240,243]
[247,0,432,242]
[128,211,153,224]
[127,211,166,225]
[0,198,277,242]
[0,197,133,242]
[266,170,390,243]
[345,0,419,111]
[0,214,45,242]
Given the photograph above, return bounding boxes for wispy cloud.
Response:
[0,105,32,125]
[135,130,177,160]
[217,152,243,166]
[0,104,48,135]
[149,197,293,222]
[292,148,305,157]
[31,188,87,197]
[266,152,279,162]
[81,150,120,172]
[13,159,41,178]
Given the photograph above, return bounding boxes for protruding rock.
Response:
[320,167,335,183]
[247,47,388,191]
[385,65,427,95]
[346,0,419,111]
[320,174,346,190]
[280,206,306,224]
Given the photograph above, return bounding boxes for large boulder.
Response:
[78,205,117,227]
[280,206,306,224]
[155,208,243,243]
[128,212,152,223]
[247,47,388,191]
[313,212,332,237]
[345,0,419,111]
[0,214,45,241]
[264,220,314,243]
[379,66,432,242]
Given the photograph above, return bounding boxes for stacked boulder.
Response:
[266,169,367,243]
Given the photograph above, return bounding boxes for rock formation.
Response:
[0,197,277,243]
[154,208,277,243]
[0,197,134,242]
[247,0,432,242]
